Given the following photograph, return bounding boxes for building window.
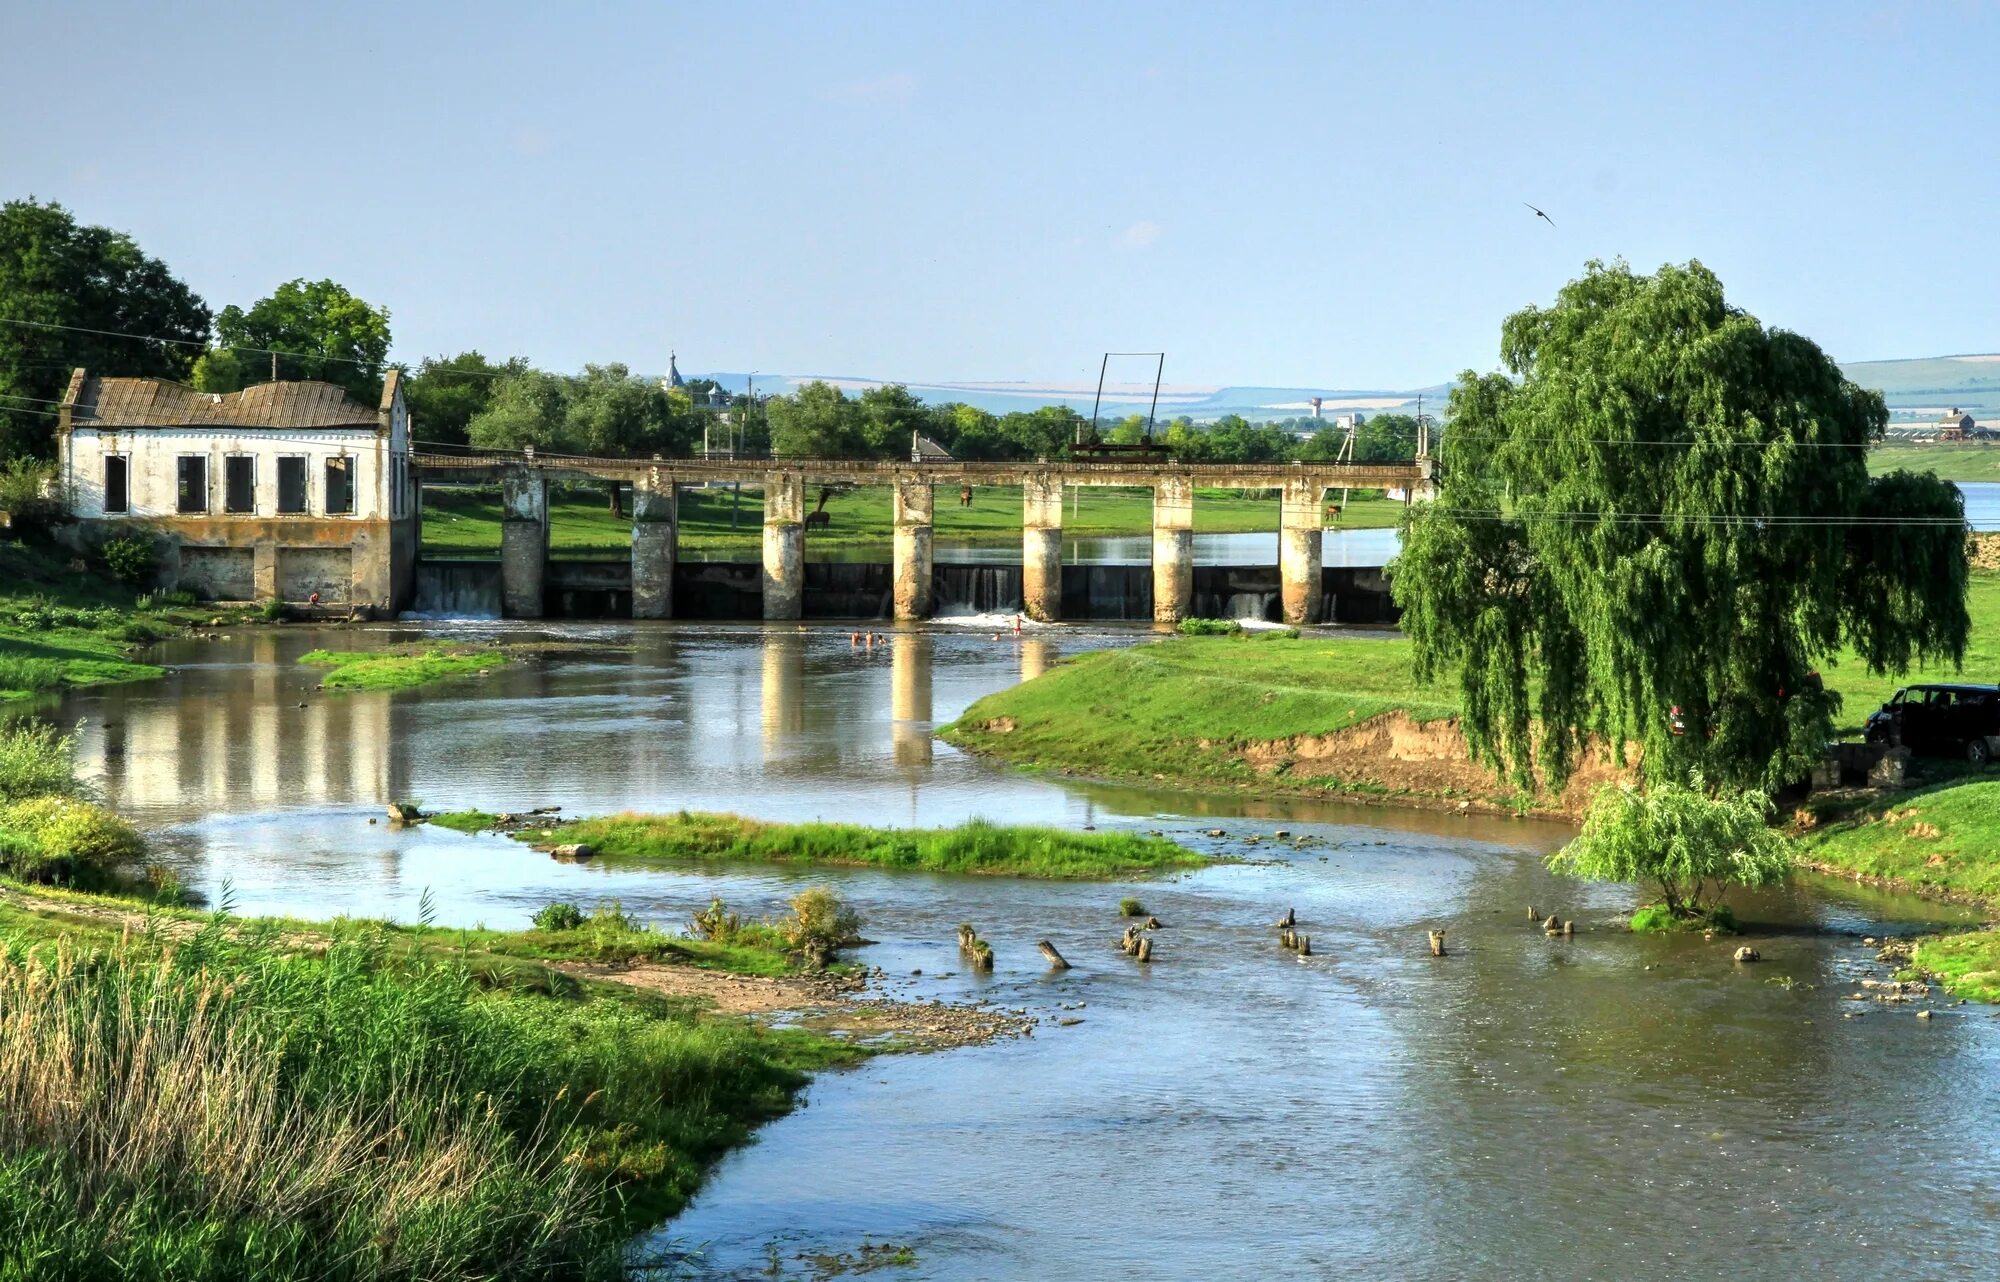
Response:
[224,455,256,514]
[277,456,308,514]
[325,456,353,515]
[103,455,129,514]
[177,456,209,514]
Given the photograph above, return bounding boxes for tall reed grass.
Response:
[0,914,825,1280]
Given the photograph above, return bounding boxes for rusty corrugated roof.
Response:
[68,377,379,430]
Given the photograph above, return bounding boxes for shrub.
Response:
[161,590,197,607]
[1118,897,1147,917]
[1548,777,1793,920]
[782,886,861,969]
[0,797,143,884]
[0,458,61,530]
[688,896,742,942]
[532,900,585,932]
[0,657,64,695]
[257,598,286,622]
[98,534,155,585]
[1176,617,1243,636]
[0,721,81,804]
[1630,903,1738,934]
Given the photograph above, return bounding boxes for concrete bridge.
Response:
[413,451,1434,625]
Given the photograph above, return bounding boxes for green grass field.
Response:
[418,483,1409,557]
[437,810,1208,879]
[1868,443,2000,483]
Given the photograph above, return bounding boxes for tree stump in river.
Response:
[1142,916,1164,931]
[958,923,978,953]
[1278,929,1295,951]
[1276,908,1296,929]
[969,940,994,972]
[1428,929,1447,957]
[1119,926,1139,954]
[1562,920,1574,937]
[1295,935,1311,957]
[1542,914,1561,933]
[1038,939,1071,970]
[1527,905,1538,922]
[1135,937,1153,963]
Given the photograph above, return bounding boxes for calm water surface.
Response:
[48,622,2000,1280]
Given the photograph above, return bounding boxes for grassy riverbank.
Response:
[0,541,240,702]
[437,810,1207,878]
[1798,777,2000,1000]
[0,882,853,1280]
[945,574,2000,813]
[419,484,1409,557]
[302,644,508,690]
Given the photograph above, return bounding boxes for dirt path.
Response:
[554,959,1035,1050]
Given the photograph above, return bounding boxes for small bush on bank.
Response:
[0,722,82,804]
[1176,617,1243,636]
[0,656,64,695]
[1118,897,1147,917]
[0,797,144,884]
[1547,777,1792,921]
[783,886,861,969]
[98,535,155,585]
[532,901,585,932]
[689,897,742,942]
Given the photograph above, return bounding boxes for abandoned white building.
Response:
[56,370,418,610]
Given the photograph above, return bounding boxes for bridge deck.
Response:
[413,451,1428,491]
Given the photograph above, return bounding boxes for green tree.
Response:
[857,383,928,456]
[0,198,211,457]
[200,278,391,403]
[403,351,527,447]
[767,381,863,457]
[466,369,576,452]
[1547,778,1792,923]
[1393,259,1969,794]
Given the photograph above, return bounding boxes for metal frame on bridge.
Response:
[413,450,1434,625]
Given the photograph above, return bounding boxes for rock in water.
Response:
[1733,946,1760,963]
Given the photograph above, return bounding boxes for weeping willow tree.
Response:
[1393,260,1969,795]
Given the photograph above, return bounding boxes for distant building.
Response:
[1940,407,1977,441]
[911,432,953,462]
[57,370,417,609]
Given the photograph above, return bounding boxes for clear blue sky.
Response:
[3,1,1994,389]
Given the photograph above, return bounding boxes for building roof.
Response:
[1941,407,1975,424]
[62,373,385,431]
[911,432,954,461]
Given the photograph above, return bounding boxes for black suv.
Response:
[1865,684,2000,764]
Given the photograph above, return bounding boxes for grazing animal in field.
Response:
[804,485,834,529]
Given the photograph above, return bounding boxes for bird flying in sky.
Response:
[1524,202,1555,227]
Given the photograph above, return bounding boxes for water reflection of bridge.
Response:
[416,452,1432,626]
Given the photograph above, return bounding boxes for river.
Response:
[47,623,2000,1280]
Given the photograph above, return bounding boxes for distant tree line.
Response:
[0,196,1432,467]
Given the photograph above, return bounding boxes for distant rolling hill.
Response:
[684,353,2000,425]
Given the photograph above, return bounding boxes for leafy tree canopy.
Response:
[196,278,391,404]
[0,198,211,457]
[464,364,694,458]
[402,351,528,447]
[1393,259,1969,793]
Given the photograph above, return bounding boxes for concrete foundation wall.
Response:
[279,548,354,603]
[178,546,256,600]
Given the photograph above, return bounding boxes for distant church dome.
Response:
[667,351,686,390]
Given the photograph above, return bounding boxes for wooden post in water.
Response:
[1038,939,1071,970]
[1428,929,1447,957]
[1135,936,1153,963]
[1276,907,1296,929]
[1542,914,1561,934]
[1296,934,1311,957]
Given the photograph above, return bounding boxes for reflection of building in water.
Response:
[760,630,806,760]
[1020,638,1052,682]
[891,631,934,768]
[78,633,392,816]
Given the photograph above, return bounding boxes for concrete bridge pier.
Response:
[1280,476,1324,626]
[500,470,549,618]
[1152,473,1194,624]
[762,471,805,620]
[892,477,934,620]
[630,471,677,619]
[1022,471,1063,621]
